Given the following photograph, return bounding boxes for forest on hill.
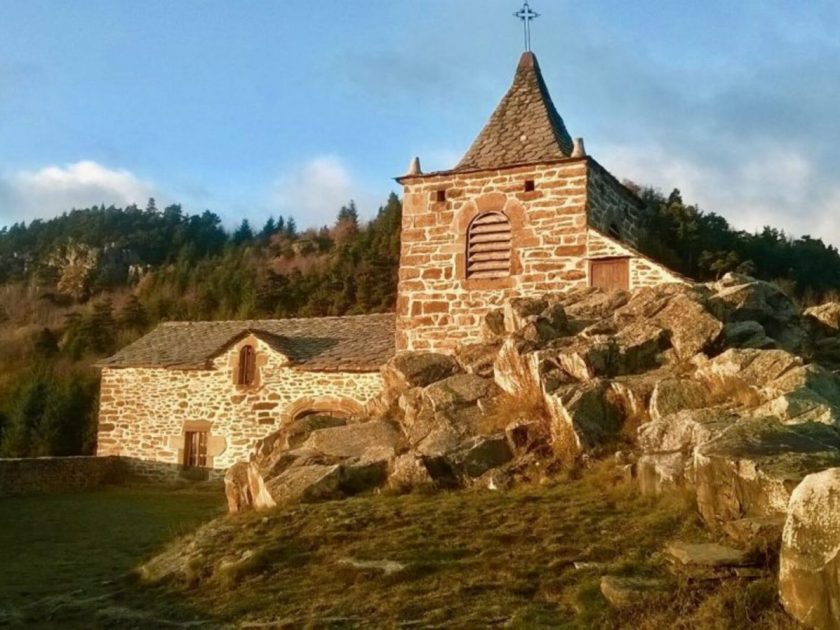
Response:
[1,184,839,458]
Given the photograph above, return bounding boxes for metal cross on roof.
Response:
[514,1,540,52]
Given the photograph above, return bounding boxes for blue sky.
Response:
[1,0,839,243]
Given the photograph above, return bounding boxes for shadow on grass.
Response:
[0,484,225,627]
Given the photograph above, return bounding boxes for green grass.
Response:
[0,467,797,628]
[0,484,224,626]
[137,464,795,629]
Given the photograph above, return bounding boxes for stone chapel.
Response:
[95,51,680,475]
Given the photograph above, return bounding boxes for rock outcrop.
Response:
[780,468,840,629]
[225,275,840,560]
[217,274,840,623]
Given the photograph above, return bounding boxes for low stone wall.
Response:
[0,455,126,498]
[120,456,226,483]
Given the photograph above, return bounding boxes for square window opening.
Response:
[436,189,446,202]
[183,431,208,468]
[524,180,535,192]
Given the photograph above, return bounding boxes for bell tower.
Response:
[395,51,680,353]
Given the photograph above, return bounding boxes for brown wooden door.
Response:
[590,258,630,291]
[183,431,208,468]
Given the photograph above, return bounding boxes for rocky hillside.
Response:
[218,274,840,628]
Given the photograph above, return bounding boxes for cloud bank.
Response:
[0,161,156,227]
[271,156,380,228]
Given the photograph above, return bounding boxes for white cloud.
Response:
[0,160,156,226]
[271,156,379,228]
[600,143,840,246]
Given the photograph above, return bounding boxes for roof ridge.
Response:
[455,51,573,171]
[157,312,395,327]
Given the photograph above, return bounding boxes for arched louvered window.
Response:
[466,212,512,279]
[237,345,256,386]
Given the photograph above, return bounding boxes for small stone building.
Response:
[96,51,682,474]
[395,51,681,352]
[96,314,393,476]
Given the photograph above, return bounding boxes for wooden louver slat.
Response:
[467,212,511,279]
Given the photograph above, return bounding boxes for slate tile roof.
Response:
[96,313,395,372]
[456,52,574,171]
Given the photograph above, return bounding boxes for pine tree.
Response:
[260,217,277,240]
[233,219,254,245]
[120,294,148,331]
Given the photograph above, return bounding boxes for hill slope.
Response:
[2,184,840,458]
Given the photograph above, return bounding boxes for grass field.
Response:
[0,485,224,627]
[0,468,797,628]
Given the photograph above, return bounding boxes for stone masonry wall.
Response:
[0,455,125,497]
[97,334,383,473]
[397,159,590,353]
[587,229,686,289]
[585,158,644,248]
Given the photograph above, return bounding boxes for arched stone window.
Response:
[237,344,256,386]
[282,396,364,425]
[466,212,512,279]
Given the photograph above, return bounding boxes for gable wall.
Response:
[397,160,590,352]
[587,229,686,289]
[585,158,644,249]
[96,334,383,477]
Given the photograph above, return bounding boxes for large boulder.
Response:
[381,352,461,395]
[301,421,404,459]
[648,379,715,422]
[639,408,739,455]
[224,462,254,514]
[758,364,840,426]
[612,284,687,325]
[637,408,739,493]
[708,273,798,325]
[544,380,621,458]
[454,342,500,378]
[538,323,668,385]
[693,417,840,530]
[399,373,500,457]
[779,468,840,630]
[653,293,723,359]
[262,463,343,504]
[223,460,279,512]
[551,335,616,381]
[611,322,670,373]
[609,371,667,426]
[697,348,802,387]
[387,453,436,492]
[804,302,840,335]
[503,297,549,332]
[559,287,630,322]
[422,374,499,411]
[719,320,775,350]
[447,434,514,478]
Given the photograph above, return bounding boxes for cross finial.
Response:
[514,1,540,52]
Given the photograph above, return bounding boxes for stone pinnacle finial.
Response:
[406,156,422,176]
[571,137,586,158]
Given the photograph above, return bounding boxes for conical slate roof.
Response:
[456,52,574,171]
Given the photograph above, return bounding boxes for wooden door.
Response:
[183,431,208,468]
[590,258,630,291]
